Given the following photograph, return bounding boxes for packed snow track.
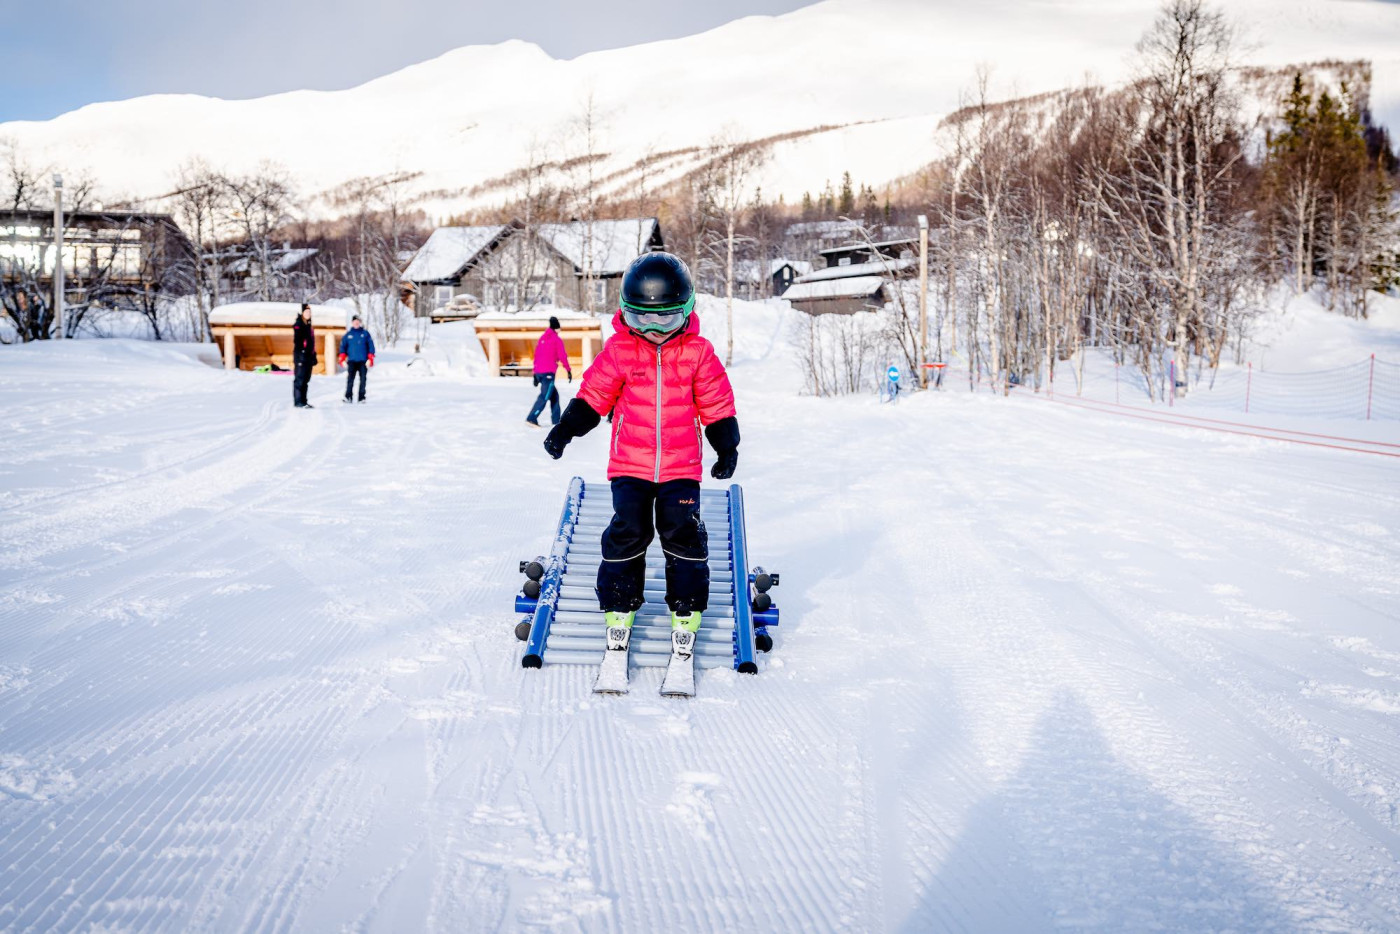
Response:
[2,327,1400,932]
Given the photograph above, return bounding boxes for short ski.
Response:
[592,625,632,694]
[660,629,696,697]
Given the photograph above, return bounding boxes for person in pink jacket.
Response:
[543,252,740,638]
[526,316,572,426]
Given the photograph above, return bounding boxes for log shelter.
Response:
[209,302,348,374]
[472,312,602,378]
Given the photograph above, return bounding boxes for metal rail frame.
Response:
[520,476,585,667]
[519,477,777,672]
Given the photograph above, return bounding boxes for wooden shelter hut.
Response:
[471,310,602,378]
[209,302,348,373]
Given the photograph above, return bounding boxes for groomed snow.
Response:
[2,299,1400,931]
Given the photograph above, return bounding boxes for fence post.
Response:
[1367,353,1375,421]
[1115,363,1119,405]
[1169,359,1175,408]
[1245,362,1251,415]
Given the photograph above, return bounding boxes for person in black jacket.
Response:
[292,303,317,408]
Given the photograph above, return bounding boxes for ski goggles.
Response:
[620,295,694,334]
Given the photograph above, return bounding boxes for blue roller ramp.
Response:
[515,477,780,671]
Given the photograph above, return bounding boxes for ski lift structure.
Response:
[512,477,780,671]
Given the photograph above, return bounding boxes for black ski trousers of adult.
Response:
[596,477,709,616]
[345,361,368,401]
[292,358,313,406]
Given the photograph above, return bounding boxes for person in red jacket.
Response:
[526,316,572,426]
[543,252,739,638]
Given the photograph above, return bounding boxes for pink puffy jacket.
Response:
[533,327,571,376]
[577,311,736,483]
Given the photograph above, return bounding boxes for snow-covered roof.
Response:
[772,259,813,276]
[784,220,864,237]
[208,302,349,327]
[818,238,917,256]
[535,219,658,275]
[782,276,886,302]
[798,257,917,282]
[402,225,509,282]
[221,247,319,276]
[473,308,599,326]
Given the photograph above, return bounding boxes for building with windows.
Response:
[1,209,195,338]
[1,209,192,292]
[401,218,664,319]
[783,233,923,316]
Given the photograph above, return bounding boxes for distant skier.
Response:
[338,315,376,403]
[543,252,740,695]
[526,316,572,426]
[292,302,317,409]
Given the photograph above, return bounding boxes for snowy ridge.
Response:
[2,0,1398,217]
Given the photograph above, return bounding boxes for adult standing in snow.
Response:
[292,303,317,409]
[526,316,572,427]
[337,315,376,403]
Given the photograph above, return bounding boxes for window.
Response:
[838,257,851,267]
[525,279,555,307]
[435,285,453,307]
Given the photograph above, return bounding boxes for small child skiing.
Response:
[543,252,740,695]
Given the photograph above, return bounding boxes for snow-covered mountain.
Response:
[4,0,1399,218]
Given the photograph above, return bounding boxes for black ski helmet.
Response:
[619,251,695,335]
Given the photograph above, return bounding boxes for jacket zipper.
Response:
[613,412,622,457]
[654,344,663,483]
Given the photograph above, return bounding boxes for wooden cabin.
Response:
[401,218,664,318]
[472,312,602,377]
[209,302,348,374]
[782,275,888,316]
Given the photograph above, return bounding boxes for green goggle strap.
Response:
[620,294,696,316]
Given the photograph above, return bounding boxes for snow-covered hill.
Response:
[4,0,1400,218]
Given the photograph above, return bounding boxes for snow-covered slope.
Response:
[4,0,1399,217]
[2,303,1400,930]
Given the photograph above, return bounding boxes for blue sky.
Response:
[0,0,812,123]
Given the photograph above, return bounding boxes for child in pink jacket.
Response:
[543,252,740,637]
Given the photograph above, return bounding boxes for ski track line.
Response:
[8,699,342,932]
[935,413,1400,624]
[56,707,329,932]
[0,397,329,566]
[0,394,353,637]
[0,396,282,516]
[940,420,1400,841]
[851,420,1321,929]
[0,414,400,929]
[925,427,1400,929]
[863,491,1048,932]
[0,522,362,764]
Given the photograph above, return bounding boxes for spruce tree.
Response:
[838,171,855,216]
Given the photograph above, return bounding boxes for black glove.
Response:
[704,416,740,480]
[543,398,601,459]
